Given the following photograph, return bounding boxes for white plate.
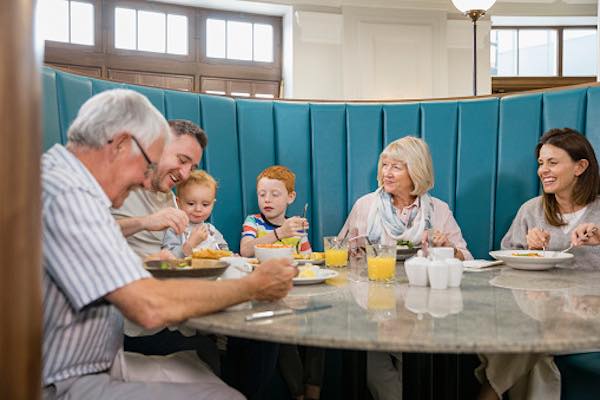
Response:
[293,269,339,285]
[489,250,574,271]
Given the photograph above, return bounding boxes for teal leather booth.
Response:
[42,66,600,257]
[42,66,600,398]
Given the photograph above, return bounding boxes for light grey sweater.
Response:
[501,196,600,270]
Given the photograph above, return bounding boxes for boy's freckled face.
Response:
[257,178,294,220]
[176,184,216,224]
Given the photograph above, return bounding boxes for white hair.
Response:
[377,136,434,196]
[67,89,169,151]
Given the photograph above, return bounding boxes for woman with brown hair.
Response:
[500,127,600,269]
[478,128,600,400]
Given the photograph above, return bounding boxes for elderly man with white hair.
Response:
[41,89,297,400]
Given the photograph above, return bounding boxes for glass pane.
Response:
[167,14,188,55]
[227,21,252,61]
[39,0,69,43]
[206,19,225,58]
[255,93,275,99]
[491,29,517,76]
[115,7,136,50]
[138,10,166,53]
[563,29,597,76]
[70,1,94,45]
[231,92,250,97]
[253,24,273,62]
[518,29,557,76]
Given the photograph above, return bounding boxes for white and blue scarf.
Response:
[366,187,434,244]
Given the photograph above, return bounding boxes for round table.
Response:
[185,265,600,353]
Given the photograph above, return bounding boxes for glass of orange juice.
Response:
[366,244,396,282]
[323,236,348,268]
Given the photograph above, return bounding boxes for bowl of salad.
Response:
[396,240,421,261]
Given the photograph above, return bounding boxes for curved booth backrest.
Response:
[42,66,600,257]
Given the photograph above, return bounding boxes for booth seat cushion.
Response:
[555,352,600,400]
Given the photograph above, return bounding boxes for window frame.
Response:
[42,0,102,52]
[197,9,281,70]
[106,0,195,61]
[491,25,597,93]
[42,0,283,97]
[491,25,597,77]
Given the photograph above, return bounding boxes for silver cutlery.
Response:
[245,304,332,322]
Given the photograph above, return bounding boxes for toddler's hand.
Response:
[188,224,209,248]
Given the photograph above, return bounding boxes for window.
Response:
[563,29,597,76]
[206,18,273,62]
[42,0,282,98]
[38,0,94,45]
[114,7,188,55]
[201,77,279,99]
[491,27,597,77]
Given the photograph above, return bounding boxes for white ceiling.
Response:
[156,0,598,18]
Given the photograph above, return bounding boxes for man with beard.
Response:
[112,119,202,258]
[112,119,284,400]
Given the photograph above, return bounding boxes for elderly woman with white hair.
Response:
[339,136,472,400]
[340,135,472,261]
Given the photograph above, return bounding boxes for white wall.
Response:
[447,19,492,97]
[288,6,492,100]
[598,0,600,82]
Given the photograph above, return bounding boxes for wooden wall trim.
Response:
[0,1,42,399]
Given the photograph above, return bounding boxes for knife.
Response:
[245,304,332,322]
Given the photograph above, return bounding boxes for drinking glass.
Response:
[366,244,396,282]
[323,236,348,268]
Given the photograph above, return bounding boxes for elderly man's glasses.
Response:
[109,135,157,175]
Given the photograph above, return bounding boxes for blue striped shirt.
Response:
[41,145,150,385]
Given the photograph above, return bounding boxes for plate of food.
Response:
[396,240,421,261]
[489,249,574,271]
[293,252,325,265]
[293,265,339,285]
[192,248,233,260]
[145,258,229,279]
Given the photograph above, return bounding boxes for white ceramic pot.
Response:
[445,258,464,288]
[430,247,454,261]
[404,255,430,287]
[428,260,449,290]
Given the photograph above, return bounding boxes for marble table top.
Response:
[185,265,600,353]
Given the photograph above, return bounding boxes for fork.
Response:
[296,203,309,253]
[562,227,598,253]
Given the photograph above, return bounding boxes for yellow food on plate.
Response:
[192,248,233,259]
[310,252,325,261]
[298,266,318,278]
[255,243,293,249]
[512,252,543,257]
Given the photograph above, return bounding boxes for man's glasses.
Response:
[109,135,157,175]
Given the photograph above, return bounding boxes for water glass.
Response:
[366,244,396,282]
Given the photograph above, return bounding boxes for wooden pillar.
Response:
[0,1,42,399]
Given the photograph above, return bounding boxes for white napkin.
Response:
[463,259,503,272]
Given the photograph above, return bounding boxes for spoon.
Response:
[365,236,378,256]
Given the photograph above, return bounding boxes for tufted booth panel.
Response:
[42,67,600,256]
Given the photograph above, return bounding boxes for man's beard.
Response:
[151,172,163,192]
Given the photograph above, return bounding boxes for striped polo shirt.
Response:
[242,213,312,254]
[41,144,150,386]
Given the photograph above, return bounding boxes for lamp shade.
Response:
[450,0,496,13]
